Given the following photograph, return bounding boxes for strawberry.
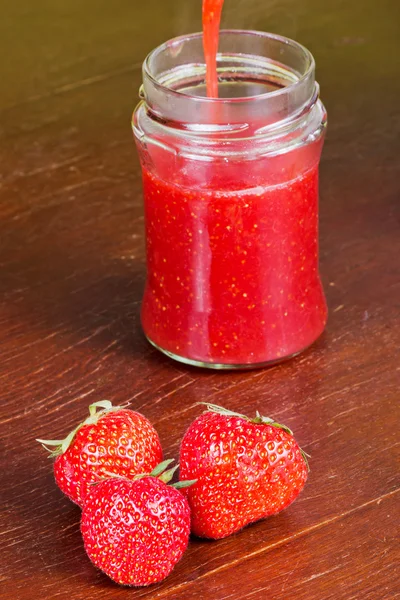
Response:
[37,400,163,507]
[80,460,194,586]
[179,403,309,539]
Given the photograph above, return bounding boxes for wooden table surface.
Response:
[1,1,399,599]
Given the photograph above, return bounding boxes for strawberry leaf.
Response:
[88,400,113,417]
[198,403,250,421]
[159,464,179,484]
[150,459,175,477]
[171,479,197,489]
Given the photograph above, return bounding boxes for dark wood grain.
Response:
[1,1,399,599]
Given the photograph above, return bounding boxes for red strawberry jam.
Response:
[141,161,327,367]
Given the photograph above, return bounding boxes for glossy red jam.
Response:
[141,163,327,366]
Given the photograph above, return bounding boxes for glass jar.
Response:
[133,30,327,369]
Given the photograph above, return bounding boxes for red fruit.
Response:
[179,403,309,539]
[37,400,163,507]
[81,461,193,586]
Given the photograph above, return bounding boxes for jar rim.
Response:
[143,29,315,104]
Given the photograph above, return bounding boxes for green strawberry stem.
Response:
[149,460,197,488]
[94,460,197,489]
[171,480,198,490]
[36,400,123,457]
[301,450,311,471]
[199,402,310,471]
[199,403,293,433]
[150,459,175,477]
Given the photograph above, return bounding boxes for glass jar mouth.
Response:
[143,29,315,104]
[143,29,315,105]
[140,30,319,128]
